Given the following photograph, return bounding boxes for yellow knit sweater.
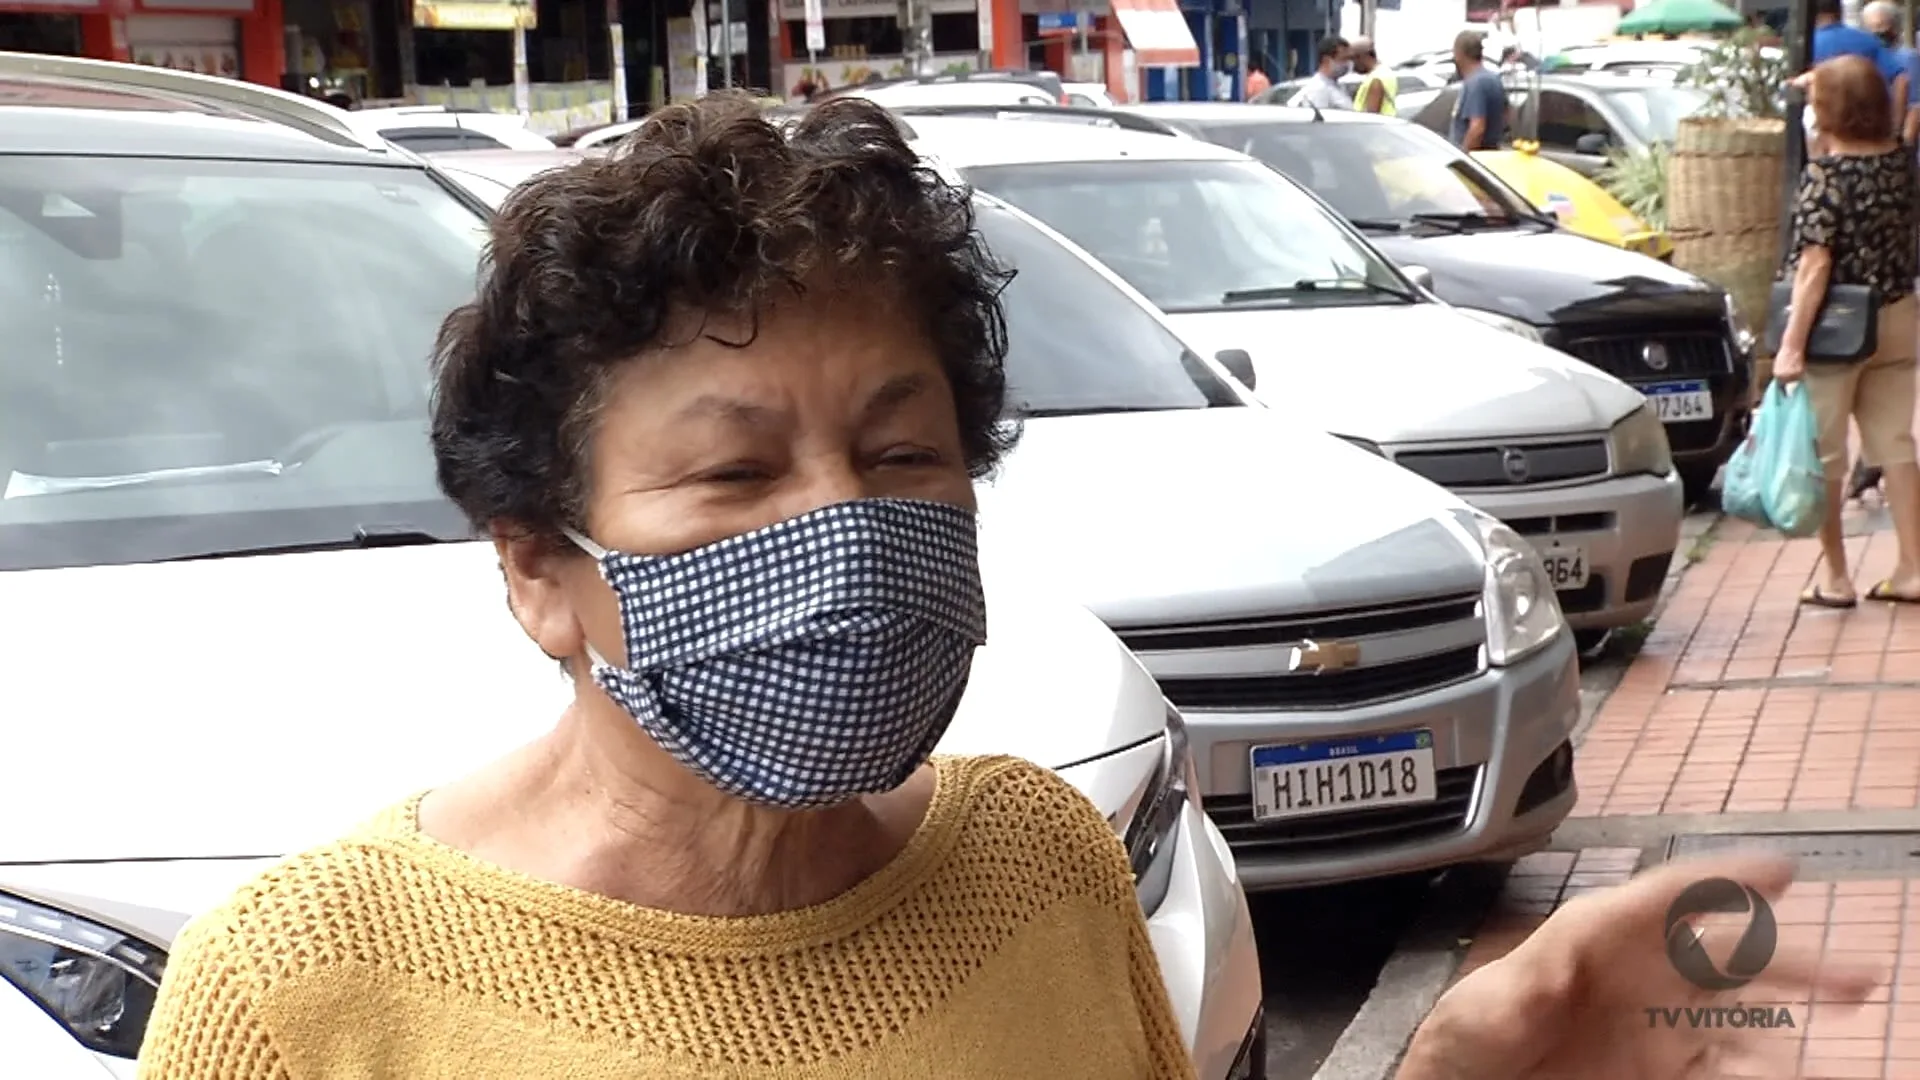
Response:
[138,755,1197,1080]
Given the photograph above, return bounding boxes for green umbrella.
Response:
[1615,0,1744,35]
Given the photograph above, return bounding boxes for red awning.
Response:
[1111,0,1200,68]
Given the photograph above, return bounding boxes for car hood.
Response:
[0,543,1163,867]
[1368,229,1723,326]
[975,406,1489,628]
[1163,303,1645,443]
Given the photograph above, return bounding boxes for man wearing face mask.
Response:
[1289,34,1355,111]
[1863,0,1920,143]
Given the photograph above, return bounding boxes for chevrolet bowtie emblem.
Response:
[1289,638,1362,674]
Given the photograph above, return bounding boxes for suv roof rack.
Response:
[0,51,385,151]
[884,103,1180,135]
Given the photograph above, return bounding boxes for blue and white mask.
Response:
[564,498,988,809]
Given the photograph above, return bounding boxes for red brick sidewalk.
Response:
[1456,510,1920,1078]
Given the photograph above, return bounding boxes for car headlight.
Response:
[1724,291,1756,356]
[1455,307,1547,344]
[1473,516,1566,666]
[1609,402,1674,477]
[1109,705,1198,917]
[0,891,166,1058]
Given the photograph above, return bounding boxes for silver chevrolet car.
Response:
[434,131,1584,892]
[904,111,1685,642]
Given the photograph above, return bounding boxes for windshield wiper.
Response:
[1408,210,1551,232]
[163,525,464,562]
[1347,218,1406,233]
[1222,278,1417,304]
[1018,405,1170,418]
[3,460,285,499]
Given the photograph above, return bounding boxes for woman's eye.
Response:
[698,463,772,484]
[877,446,942,467]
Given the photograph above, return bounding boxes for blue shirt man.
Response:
[1448,32,1507,150]
[1812,3,1906,83]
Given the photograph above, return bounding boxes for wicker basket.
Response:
[1667,116,1787,402]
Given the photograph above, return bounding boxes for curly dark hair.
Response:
[430,91,1015,542]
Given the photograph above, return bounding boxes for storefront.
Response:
[0,0,284,85]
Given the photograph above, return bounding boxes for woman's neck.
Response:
[418,698,934,917]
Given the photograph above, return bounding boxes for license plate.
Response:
[1643,379,1713,423]
[1250,730,1437,822]
[1533,538,1591,591]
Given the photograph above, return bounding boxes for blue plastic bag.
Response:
[1722,382,1826,537]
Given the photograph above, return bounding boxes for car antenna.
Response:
[1308,100,1324,122]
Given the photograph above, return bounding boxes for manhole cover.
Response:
[1667,832,1920,878]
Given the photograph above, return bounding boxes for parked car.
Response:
[1407,72,1708,176]
[1121,101,1749,503]
[450,126,1584,895]
[424,147,589,202]
[1065,81,1118,108]
[345,103,559,153]
[0,60,1260,1079]
[907,113,1684,639]
[820,69,1066,107]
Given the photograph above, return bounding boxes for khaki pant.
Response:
[1805,294,1920,481]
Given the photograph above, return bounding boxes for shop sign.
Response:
[133,43,241,76]
[774,0,973,21]
[780,51,975,97]
[413,0,536,30]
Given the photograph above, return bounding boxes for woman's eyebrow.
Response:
[671,394,780,428]
[859,373,932,425]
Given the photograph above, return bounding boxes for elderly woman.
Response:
[1776,55,1920,609]
[139,94,1873,1079]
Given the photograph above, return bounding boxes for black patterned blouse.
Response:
[1782,147,1918,306]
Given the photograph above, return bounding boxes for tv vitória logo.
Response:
[1663,877,1777,991]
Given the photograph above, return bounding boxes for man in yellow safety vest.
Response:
[1351,37,1397,115]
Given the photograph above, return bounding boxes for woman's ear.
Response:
[494,524,591,666]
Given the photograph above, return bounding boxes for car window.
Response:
[380,128,511,153]
[976,201,1240,415]
[1191,120,1532,226]
[0,156,488,571]
[1536,90,1611,152]
[966,159,1411,314]
[1597,85,1708,144]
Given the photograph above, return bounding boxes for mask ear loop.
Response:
[559,525,618,669]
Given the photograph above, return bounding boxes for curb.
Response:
[1307,511,1724,1080]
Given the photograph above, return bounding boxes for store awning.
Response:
[1111,0,1200,68]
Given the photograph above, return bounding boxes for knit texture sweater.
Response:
[137,754,1197,1080]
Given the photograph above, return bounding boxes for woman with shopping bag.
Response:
[1769,54,1920,608]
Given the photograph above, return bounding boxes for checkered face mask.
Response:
[564,498,988,809]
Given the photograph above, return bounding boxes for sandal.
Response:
[1867,581,1920,605]
[1801,585,1859,609]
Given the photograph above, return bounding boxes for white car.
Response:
[347,104,558,153]
[0,67,1259,1080]
[906,114,1684,637]
[441,153,1585,897]
[1065,81,1118,108]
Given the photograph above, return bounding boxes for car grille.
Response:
[1391,439,1610,488]
[1202,765,1480,858]
[1559,328,1732,381]
[1118,592,1487,712]
[1156,647,1484,710]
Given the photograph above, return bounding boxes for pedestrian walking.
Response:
[1772,56,1920,609]
[1795,0,1910,154]
[1861,0,1917,141]
[1245,64,1271,101]
[1288,35,1354,111]
[1351,36,1397,115]
[1449,31,1506,150]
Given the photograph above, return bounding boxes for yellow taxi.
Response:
[1471,140,1673,260]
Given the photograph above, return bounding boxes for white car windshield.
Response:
[964,158,1415,313]
[0,156,488,571]
[974,200,1242,417]
[1186,120,1541,230]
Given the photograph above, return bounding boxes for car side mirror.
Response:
[1574,132,1609,154]
[1400,264,1435,291]
[1215,348,1257,389]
